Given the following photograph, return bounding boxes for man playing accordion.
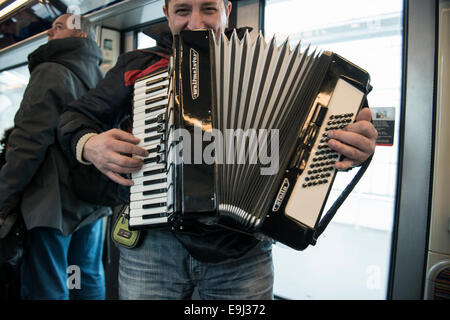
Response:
[57,0,377,300]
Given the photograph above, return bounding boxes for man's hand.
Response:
[327,108,378,170]
[83,129,149,186]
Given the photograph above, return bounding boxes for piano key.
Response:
[130,181,167,194]
[133,110,166,128]
[134,130,164,144]
[135,153,165,168]
[134,79,169,93]
[130,188,167,202]
[129,216,169,227]
[146,143,165,154]
[133,104,167,120]
[134,69,168,84]
[133,172,167,186]
[134,92,167,105]
[132,162,166,179]
[129,202,167,216]
[134,89,168,105]
[133,121,162,135]
[134,71,169,89]
[134,96,168,110]
[131,149,165,163]
[130,204,167,218]
[134,83,169,100]
[130,196,167,210]
[133,121,165,136]
[141,159,167,170]
[137,138,164,150]
[139,75,170,88]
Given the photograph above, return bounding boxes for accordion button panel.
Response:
[285,79,365,229]
[130,70,171,229]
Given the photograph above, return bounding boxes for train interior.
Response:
[0,0,449,300]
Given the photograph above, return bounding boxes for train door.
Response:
[424,0,450,300]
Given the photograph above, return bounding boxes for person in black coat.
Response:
[0,13,111,300]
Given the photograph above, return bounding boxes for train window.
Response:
[0,0,124,50]
[264,0,403,299]
[67,0,125,15]
[0,65,29,137]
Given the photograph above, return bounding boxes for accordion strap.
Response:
[312,154,373,244]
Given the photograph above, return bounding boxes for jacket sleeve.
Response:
[57,53,132,164]
[0,63,83,219]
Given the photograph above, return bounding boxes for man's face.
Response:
[47,14,86,42]
[163,0,232,38]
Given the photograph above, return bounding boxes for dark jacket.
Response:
[57,34,260,263]
[0,37,111,235]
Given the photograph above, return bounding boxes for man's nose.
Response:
[187,11,207,30]
[47,28,54,37]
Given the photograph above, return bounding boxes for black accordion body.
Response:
[129,29,372,250]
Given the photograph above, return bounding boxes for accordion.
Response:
[129,29,372,250]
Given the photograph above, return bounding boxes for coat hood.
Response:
[28,37,103,89]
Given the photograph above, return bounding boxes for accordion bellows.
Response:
[130,29,371,250]
[213,30,324,229]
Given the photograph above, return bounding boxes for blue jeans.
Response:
[118,229,274,300]
[20,219,105,300]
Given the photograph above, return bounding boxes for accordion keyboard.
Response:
[284,78,365,228]
[129,69,171,228]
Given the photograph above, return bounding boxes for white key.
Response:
[133,172,167,186]
[129,216,168,228]
[134,72,169,89]
[133,109,165,128]
[134,98,168,111]
[133,120,159,134]
[132,163,166,181]
[135,130,163,143]
[137,138,163,150]
[130,196,167,210]
[133,121,165,136]
[133,105,167,121]
[129,205,167,218]
[133,161,166,177]
[134,79,169,94]
[130,180,166,194]
[134,85,169,102]
[130,190,167,202]
[134,88,168,104]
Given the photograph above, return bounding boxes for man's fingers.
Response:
[104,170,135,186]
[343,121,378,143]
[110,128,141,144]
[112,139,149,158]
[106,158,143,173]
[355,107,372,122]
[327,110,378,170]
[328,129,373,155]
[328,138,367,164]
[333,158,357,171]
